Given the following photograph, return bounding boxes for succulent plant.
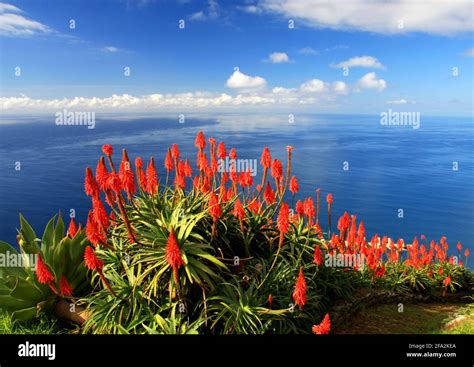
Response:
[0,214,90,321]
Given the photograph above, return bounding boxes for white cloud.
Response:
[356,72,387,91]
[102,46,120,53]
[331,81,349,95]
[237,5,263,14]
[259,0,474,35]
[226,69,267,90]
[298,46,318,55]
[463,47,474,57]
[331,56,384,69]
[387,99,415,104]
[0,2,51,37]
[266,52,291,63]
[189,0,220,21]
[299,79,326,93]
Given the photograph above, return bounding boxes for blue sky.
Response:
[1,0,473,115]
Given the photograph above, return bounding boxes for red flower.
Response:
[312,313,331,335]
[271,159,283,181]
[96,157,109,190]
[195,131,206,150]
[60,275,73,297]
[135,156,147,190]
[165,148,174,171]
[146,157,158,195]
[456,242,462,252]
[260,147,271,169]
[102,144,113,156]
[119,150,136,198]
[208,192,222,222]
[174,174,185,189]
[106,172,122,193]
[84,246,103,271]
[166,228,184,272]
[326,193,333,206]
[233,199,245,220]
[217,142,226,159]
[263,182,276,205]
[289,176,298,195]
[36,255,54,284]
[84,167,98,196]
[277,202,290,235]
[229,148,237,160]
[286,145,294,154]
[295,200,304,215]
[292,267,306,308]
[135,156,143,169]
[268,294,273,308]
[67,217,77,238]
[375,264,386,277]
[442,275,451,287]
[184,159,193,177]
[314,246,323,266]
[92,196,109,229]
[304,197,315,223]
[465,248,470,257]
[171,143,180,160]
[86,210,106,246]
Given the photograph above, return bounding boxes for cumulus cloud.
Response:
[225,69,267,90]
[265,52,291,63]
[259,0,474,35]
[331,56,384,69]
[0,72,378,113]
[356,72,387,91]
[0,2,51,37]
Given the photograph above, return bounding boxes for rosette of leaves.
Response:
[0,214,90,321]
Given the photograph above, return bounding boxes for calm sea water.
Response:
[0,114,473,262]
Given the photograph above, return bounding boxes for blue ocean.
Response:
[0,114,473,262]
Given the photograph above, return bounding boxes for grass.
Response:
[334,302,474,334]
[0,311,62,335]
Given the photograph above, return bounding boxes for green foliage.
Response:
[0,214,91,321]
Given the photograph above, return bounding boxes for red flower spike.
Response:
[102,144,113,156]
[314,246,323,266]
[260,147,271,169]
[96,157,109,190]
[166,228,184,272]
[208,192,222,222]
[456,242,462,252]
[67,217,77,238]
[326,193,333,205]
[36,255,54,284]
[106,172,122,193]
[312,313,331,335]
[292,266,307,308]
[60,275,73,297]
[184,159,193,177]
[229,148,237,160]
[277,202,290,235]
[84,167,99,197]
[268,294,273,308]
[146,157,158,195]
[217,142,226,159]
[233,199,245,220]
[263,182,276,205]
[84,246,103,271]
[465,248,470,257]
[165,148,174,171]
[295,200,304,215]
[289,176,299,195]
[171,143,180,160]
[442,275,451,287]
[195,131,206,150]
[270,159,283,181]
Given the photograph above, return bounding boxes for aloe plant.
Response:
[0,214,91,322]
